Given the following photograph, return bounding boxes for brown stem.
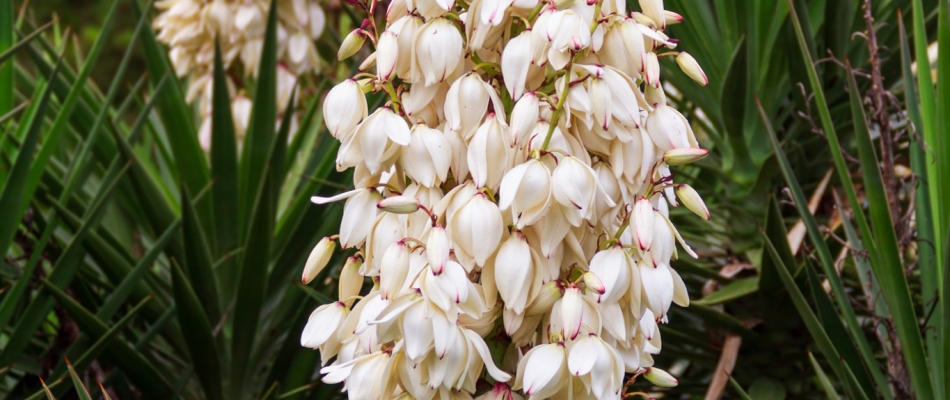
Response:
[862,0,902,233]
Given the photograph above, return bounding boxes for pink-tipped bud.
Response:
[662,147,709,166]
[337,29,366,61]
[664,10,683,25]
[676,52,708,86]
[644,367,679,387]
[675,184,710,220]
[583,272,606,294]
[527,281,563,316]
[644,52,660,88]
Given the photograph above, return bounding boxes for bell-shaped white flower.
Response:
[301,301,347,348]
[376,31,399,81]
[467,114,512,190]
[391,16,424,78]
[638,0,666,29]
[426,226,451,275]
[379,240,411,299]
[449,193,504,266]
[508,92,540,145]
[632,197,655,252]
[413,18,465,85]
[445,73,491,138]
[323,79,368,139]
[588,246,633,304]
[645,104,698,152]
[568,335,624,399]
[338,256,364,302]
[344,107,411,174]
[502,33,534,100]
[557,287,584,340]
[552,156,614,226]
[514,343,568,398]
[498,159,552,229]
[599,18,646,80]
[493,232,535,313]
[400,124,452,187]
[338,189,382,248]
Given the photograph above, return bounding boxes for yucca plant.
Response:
[3,0,950,399]
[749,0,950,398]
[0,0,354,398]
[658,0,950,398]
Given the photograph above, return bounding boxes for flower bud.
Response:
[664,10,683,26]
[630,11,656,28]
[675,184,710,220]
[644,367,679,387]
[582,272,606,294]
[302,237,335,284]
[633,197,655,251]
[644,51,660,88]
[558,287,584,340]
[426,226,450,274]
[379,240,410,299]
[526,281,562,315]
[508,92,539,145]
[338,257,364,302]
[662,147,708,166]
[376,31,399,81]
[676,52,707,86]
[377,196,421,214]
[338,29,367,61]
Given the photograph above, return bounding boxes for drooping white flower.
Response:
[413,18,465,86]
[514,343,568,398]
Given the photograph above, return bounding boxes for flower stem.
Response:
[540,78,570,151]
[589,0,602,33]
[383,81,402,114]
[527,1,546,22]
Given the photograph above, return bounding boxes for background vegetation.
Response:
[1,0,948,398]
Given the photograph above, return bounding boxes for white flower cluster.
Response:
[299,0,711,397]
[153,0,326,148]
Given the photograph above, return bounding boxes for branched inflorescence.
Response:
[300,0,710,398]
[153,0,325,148]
